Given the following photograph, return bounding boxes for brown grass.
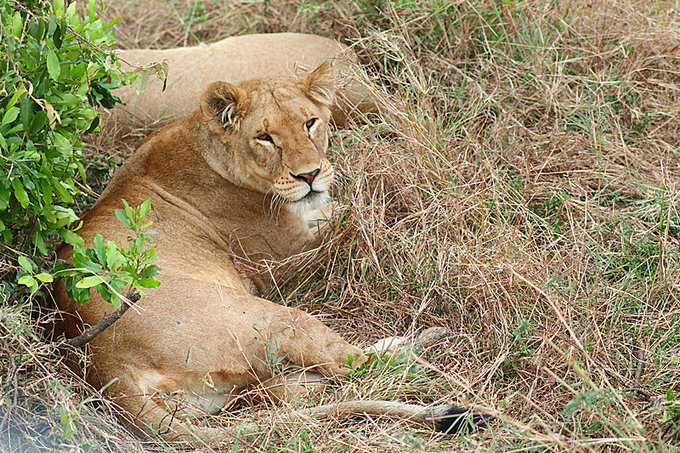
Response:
[2,0,680,451]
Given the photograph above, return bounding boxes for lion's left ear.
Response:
[201,81,249,130]
[301,62,336,107]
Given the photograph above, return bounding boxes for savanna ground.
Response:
[2,0,680,451]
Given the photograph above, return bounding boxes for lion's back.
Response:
[112,33,350,124]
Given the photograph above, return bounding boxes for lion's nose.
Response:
[291,168,320,187]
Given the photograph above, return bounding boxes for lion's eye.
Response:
[256,133,273,142]
[305,118,317,129]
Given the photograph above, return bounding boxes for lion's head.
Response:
[198,63,336,216]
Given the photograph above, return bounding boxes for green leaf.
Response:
[56,93,82,106]
[8,86,26,110]
[72,250,103,274]
[56,269,79,278]
[2,107,20,126]
[108,279,127,309]
[29,110,47,135]
[59,229,84,247]
[0,185,10,210]
[18,275,36,288]
[18,255,34,272]
[105,242,125,268]
[47,15,57,36]
[137,277,160,288]
[94,283,113,303]
[43,204,57,223]
[123,199,134,223]
[53,0,65,16]
[114,208,131,227]
[87,0,96,21]
[76,275,105,289]
[52,180,75,203]
[139,198,152,219]
[103,17,120,31]
[53,22,63,48]
[75,159,87,182]
[71,284,91,305]
[35,273,54,283]
[93,234,106,264]
[138,264,160,278]
[11,179,29,208]
[60,407,76,440]
[12,12,23,36]
[41,180,53,205]
[33,231,48,255]
[46,47,61,80]
[66,2,79,24]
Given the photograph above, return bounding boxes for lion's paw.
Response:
[364,327,449,358]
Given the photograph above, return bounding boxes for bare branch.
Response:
[59,290,141,349]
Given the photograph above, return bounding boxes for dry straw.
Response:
[2,0,679,451]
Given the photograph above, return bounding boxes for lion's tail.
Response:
[295,400,489,434]
[141,401,488,445]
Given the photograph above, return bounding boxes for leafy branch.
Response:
[60,289,140,349]
[18,199,161,347]
[57,198,160,309]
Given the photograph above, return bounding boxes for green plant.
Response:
[0,0,126,256]
[511,320,536,358]
[252,315,293,375]
[345,349,425,381]
[528,192,568,234]
[60,405,77,440]
[664,389,680,423]
[17,198,160,308]
[61,199,160,308]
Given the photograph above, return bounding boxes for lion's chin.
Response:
[287,190,330,217]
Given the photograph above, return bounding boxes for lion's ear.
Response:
[301,62,336,106]
[200,82,248,129]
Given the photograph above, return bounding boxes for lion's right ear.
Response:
[301,62,336,107]
[200,82,248,130]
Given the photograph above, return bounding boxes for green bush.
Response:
[0,0,125,256]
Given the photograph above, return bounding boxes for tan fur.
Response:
[112,33,374,128]
[55,64,465,444]
[56,63,370,441]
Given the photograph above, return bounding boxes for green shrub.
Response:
[0,0,125,256]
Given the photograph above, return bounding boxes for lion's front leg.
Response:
[230,301,365,405]
[252,303,366,378]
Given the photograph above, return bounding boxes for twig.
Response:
[633,340,646,385]
[59,290,140,349]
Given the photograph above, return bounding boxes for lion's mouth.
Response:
[287,189,329,216]
[300,190,322,202]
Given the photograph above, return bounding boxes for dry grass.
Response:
[2,0,680,451]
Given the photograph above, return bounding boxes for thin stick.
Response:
[60,290,140,349]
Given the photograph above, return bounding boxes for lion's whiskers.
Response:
[264,186,286,221]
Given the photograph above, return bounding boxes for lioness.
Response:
[113,33,374,128]
[55,63,480,443]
